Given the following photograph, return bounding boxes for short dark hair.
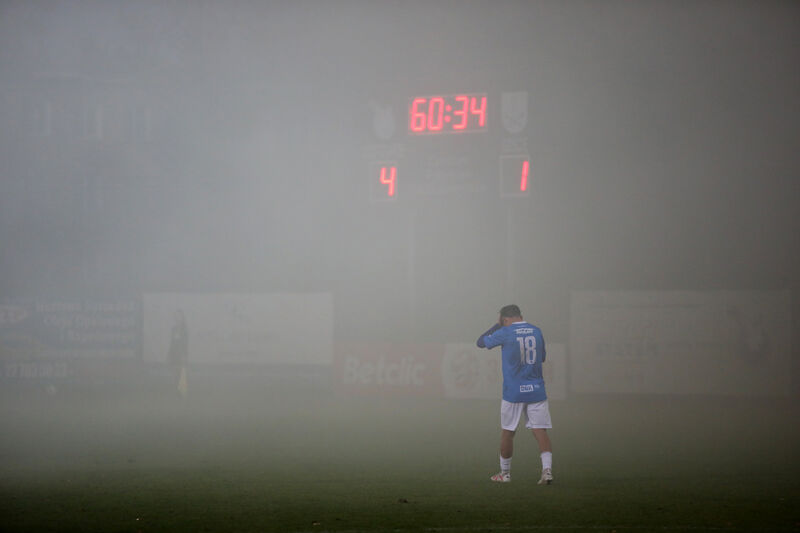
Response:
[499,304,522,318]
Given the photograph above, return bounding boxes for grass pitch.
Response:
[1,378,798,532]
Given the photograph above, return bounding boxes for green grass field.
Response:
[1,379,798,532]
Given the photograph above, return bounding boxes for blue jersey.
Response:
[478,321,547,403]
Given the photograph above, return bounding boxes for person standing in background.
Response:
[168,309,188,397]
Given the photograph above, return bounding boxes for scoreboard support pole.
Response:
[408,207,417,334]
[505,208,515,302]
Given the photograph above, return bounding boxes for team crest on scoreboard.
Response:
[501,91,528,135]
[369,100,395,141]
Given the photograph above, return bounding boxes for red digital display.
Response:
[500,155,531,197]
[519,160,530,192]
[379,165,397,197]
[408,93,487,134]
[369,161,398,201]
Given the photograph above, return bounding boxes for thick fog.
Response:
[0,1,798,374]
[1,7,799,530]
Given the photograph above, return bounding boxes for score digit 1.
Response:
[370,161,398,201]
[499,155,531,197]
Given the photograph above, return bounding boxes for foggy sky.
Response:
[0,0,798,344]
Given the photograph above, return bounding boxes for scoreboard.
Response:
[363,88,533,202]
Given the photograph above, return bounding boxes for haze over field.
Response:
[0,3,798,531]
[1,0,797,340]
[0,0,798,473]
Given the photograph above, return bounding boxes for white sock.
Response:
[541,451,552,470]
[500,455,512,473]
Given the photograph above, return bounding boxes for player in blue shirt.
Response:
[477,304,553,484]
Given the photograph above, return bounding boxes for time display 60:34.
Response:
[408,93,487,134]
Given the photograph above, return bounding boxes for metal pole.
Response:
[408,206,417,334]
[506,207,514,302]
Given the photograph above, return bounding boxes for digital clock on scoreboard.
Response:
[408,93,487,134]
[365,89,531,201]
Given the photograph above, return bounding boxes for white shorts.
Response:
[500,399,552,431]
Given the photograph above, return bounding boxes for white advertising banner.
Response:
[441,342,567,400]
[569,291,792,396]
[143,293,333,365]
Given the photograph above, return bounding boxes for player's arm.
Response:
[477,323,502,348]
[541,334,546,363]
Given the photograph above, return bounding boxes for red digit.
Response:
[427,97,445,131]
[519,160,529,192]
[409,98,426,133]
[380,166,396,197]
[470,95,487,127]
[452,95,469,130]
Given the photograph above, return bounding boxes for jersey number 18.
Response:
[517,336,537,365]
